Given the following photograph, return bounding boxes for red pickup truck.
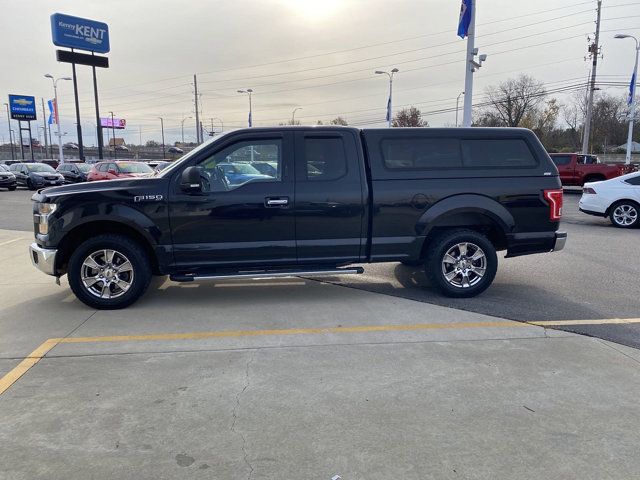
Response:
[549,153,635,186]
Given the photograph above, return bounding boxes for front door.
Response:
[169,131,296,271]
[294,130,366,265]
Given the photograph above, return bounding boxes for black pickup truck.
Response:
[29,127,566,309]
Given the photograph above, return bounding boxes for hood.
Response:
[32,176,163,202]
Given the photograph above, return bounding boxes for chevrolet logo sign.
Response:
[13,99,33,106]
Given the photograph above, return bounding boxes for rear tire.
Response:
[426,229,498,298]
[67,234,152,309]
[8,186,16,191]
[609,201,639,229]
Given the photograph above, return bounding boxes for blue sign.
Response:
[8,95,37,121]
[51,13,110,54]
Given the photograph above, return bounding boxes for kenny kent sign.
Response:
[8,95,37,121]
[51,13,110,54]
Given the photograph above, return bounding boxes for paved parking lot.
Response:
[1,188,639,479]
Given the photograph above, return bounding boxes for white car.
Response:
[579,171,640,228]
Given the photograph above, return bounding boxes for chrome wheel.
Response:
[612,204,637,226]
[81,249,134,299]
[441,242,487,289]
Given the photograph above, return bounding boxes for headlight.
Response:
[37,203,57,215]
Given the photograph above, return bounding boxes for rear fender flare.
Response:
[415,194,515,239]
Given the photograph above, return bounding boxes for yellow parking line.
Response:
[0,238,23,247]
[2,317,639,396]
[57,321,526,344]
[0,339,61,396]
[531,318,640,326]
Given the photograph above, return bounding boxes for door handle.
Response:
[265,197,289,207]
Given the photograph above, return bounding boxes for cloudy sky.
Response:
[0,0,638,145]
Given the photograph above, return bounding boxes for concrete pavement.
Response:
[1,230,640,479]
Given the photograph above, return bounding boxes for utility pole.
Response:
[41,98,49,159]
[193,74,201,144]
[582,0,602,154]
[159,117,166,159]
[460,0,486,127]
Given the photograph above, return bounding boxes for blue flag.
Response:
[47,99,56,125]
[458,0,472,39]
[628,71,636,106]
[386,95,392,122]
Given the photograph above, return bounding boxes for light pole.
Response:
[3,103,15,160]
[615,33,639,165]
[455,91,465,127]
[158,117,166,159]
[291,107,302,125]
[109,111,117,159]
[237,89,253,127]
[44,74,71,163]
[181,116,192,144]
[375,68,399,128]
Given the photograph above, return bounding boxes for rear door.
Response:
[550,154,574,185]
[294,130,366,264]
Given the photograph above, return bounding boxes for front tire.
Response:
[426,230,498,298]
[26,179,35,190]
[8,186,16,191]
[68,234,152,309]
[609,201,639,229]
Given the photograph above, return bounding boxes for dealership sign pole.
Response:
[8,95,37,161]
[51,13,110,162]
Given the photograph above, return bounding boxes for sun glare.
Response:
[286,0,345,21]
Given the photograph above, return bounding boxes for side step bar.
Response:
[170,267,364,283]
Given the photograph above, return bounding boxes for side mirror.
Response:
[180,166,202,192]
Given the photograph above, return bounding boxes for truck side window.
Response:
[196,139,282,193]
[304,137,347,181]
[380,138,462,170]
[461,139,537,168]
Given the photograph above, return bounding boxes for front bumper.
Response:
[0,178,16,187]
[29,243,57,276]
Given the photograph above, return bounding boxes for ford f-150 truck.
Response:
[549,153,635,186]
[29,127,566,309]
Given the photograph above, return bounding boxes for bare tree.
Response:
[482,75,547,127]
[330,116,348,126]
[392,107,428,127]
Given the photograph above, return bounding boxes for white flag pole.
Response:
[462,0,476,128]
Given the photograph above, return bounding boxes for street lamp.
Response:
[44,74,72,164]
[237,89,253,127]
[375,68,399,128]
[158,117,166,159]
[181,116,192,144]
[109,111,117,159]
[615,33,639,165]
[291,107,302,125]
[3,103,15,160]
[456,91,465,127]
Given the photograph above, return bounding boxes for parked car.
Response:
[549,153,636,186]
[57,162,93,183]
[168,146,184,155]
[87,161,153,181]
[250,161,279,177]
[63,142,79,150]
[115,145,129,151]
[148,161,171,172]
[217,162,272,186]
[28,127,565,309]
[579,171,640,228]
[0,164,17,190]
[9,162,64,190]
